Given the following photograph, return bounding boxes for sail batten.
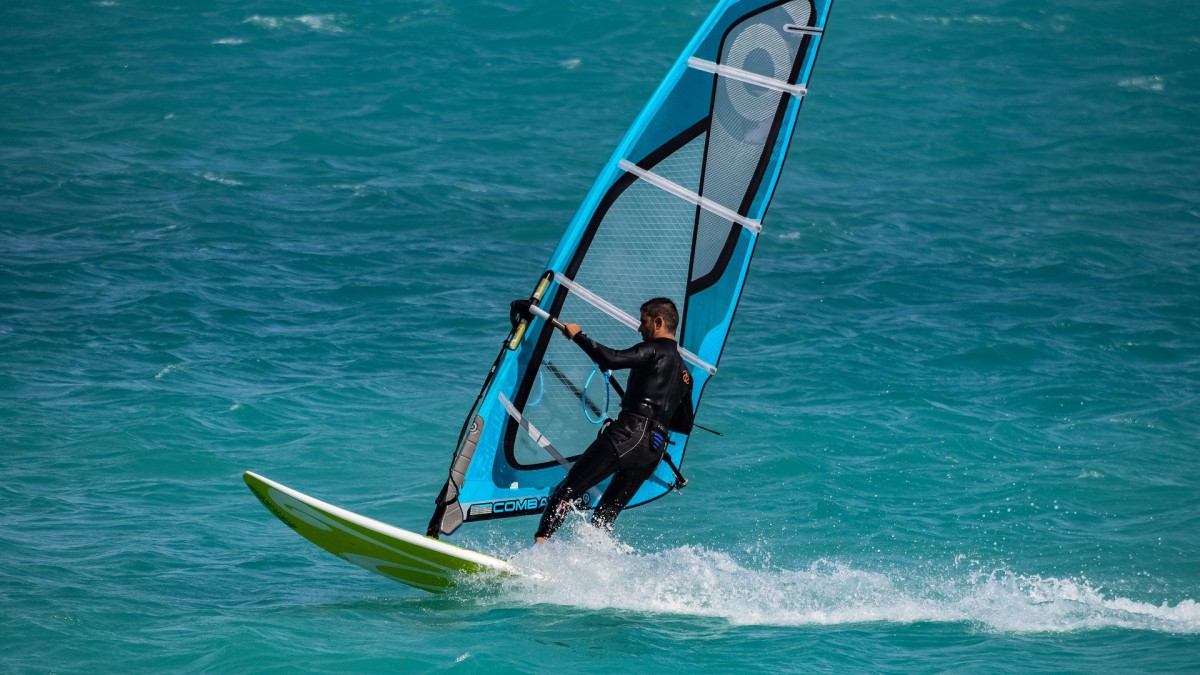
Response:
[428,0,834,537]
[687,57,809,97]
[553,274,641,333]
[784,23,824,35]
[618,159,763,234]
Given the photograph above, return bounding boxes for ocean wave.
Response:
[483,528,1199,634]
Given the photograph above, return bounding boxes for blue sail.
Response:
[429,0,834,536]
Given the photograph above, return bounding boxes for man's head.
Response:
[639,297,679,341]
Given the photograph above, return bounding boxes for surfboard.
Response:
[243,471,512,593]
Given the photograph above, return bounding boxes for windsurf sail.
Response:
[428,0,834,537]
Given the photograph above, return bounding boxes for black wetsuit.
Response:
[535,334,694,539]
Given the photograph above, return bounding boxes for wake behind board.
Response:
[243,471,512,593]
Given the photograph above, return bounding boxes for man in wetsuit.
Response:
[534,297,694,542]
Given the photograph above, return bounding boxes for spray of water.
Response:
[466,527,1199,634]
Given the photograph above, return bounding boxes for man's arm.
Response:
[560,323,653,371]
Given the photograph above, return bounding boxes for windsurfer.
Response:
[534,297,694,542]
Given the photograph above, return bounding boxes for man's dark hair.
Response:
[640,297,679,333]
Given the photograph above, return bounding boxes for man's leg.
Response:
[534,435,618,541]
[590,458,660,532]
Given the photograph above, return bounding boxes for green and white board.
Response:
[243,471,512,593]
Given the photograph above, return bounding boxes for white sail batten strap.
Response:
[554,273,718,375]
[618,160,763,235]
[497,393,602,501]
[686,57,808,98]
[784,24,824,35]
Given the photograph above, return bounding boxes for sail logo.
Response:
[469,496,549,518]
[492,496,548,514]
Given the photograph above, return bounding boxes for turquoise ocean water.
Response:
[3,0,1199,670]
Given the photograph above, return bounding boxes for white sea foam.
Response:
[330,183,369,197]
[295,15,341,32]
[1117,75,1165,92]
[244,15,281,30]
[154,364,180,380]
[489,528,1199,634]
[561,58,582,70]
[213,38,244,45]
[201,172,243,186]
[244,14,346,33]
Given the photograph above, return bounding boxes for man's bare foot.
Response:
[535,536,549,544]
